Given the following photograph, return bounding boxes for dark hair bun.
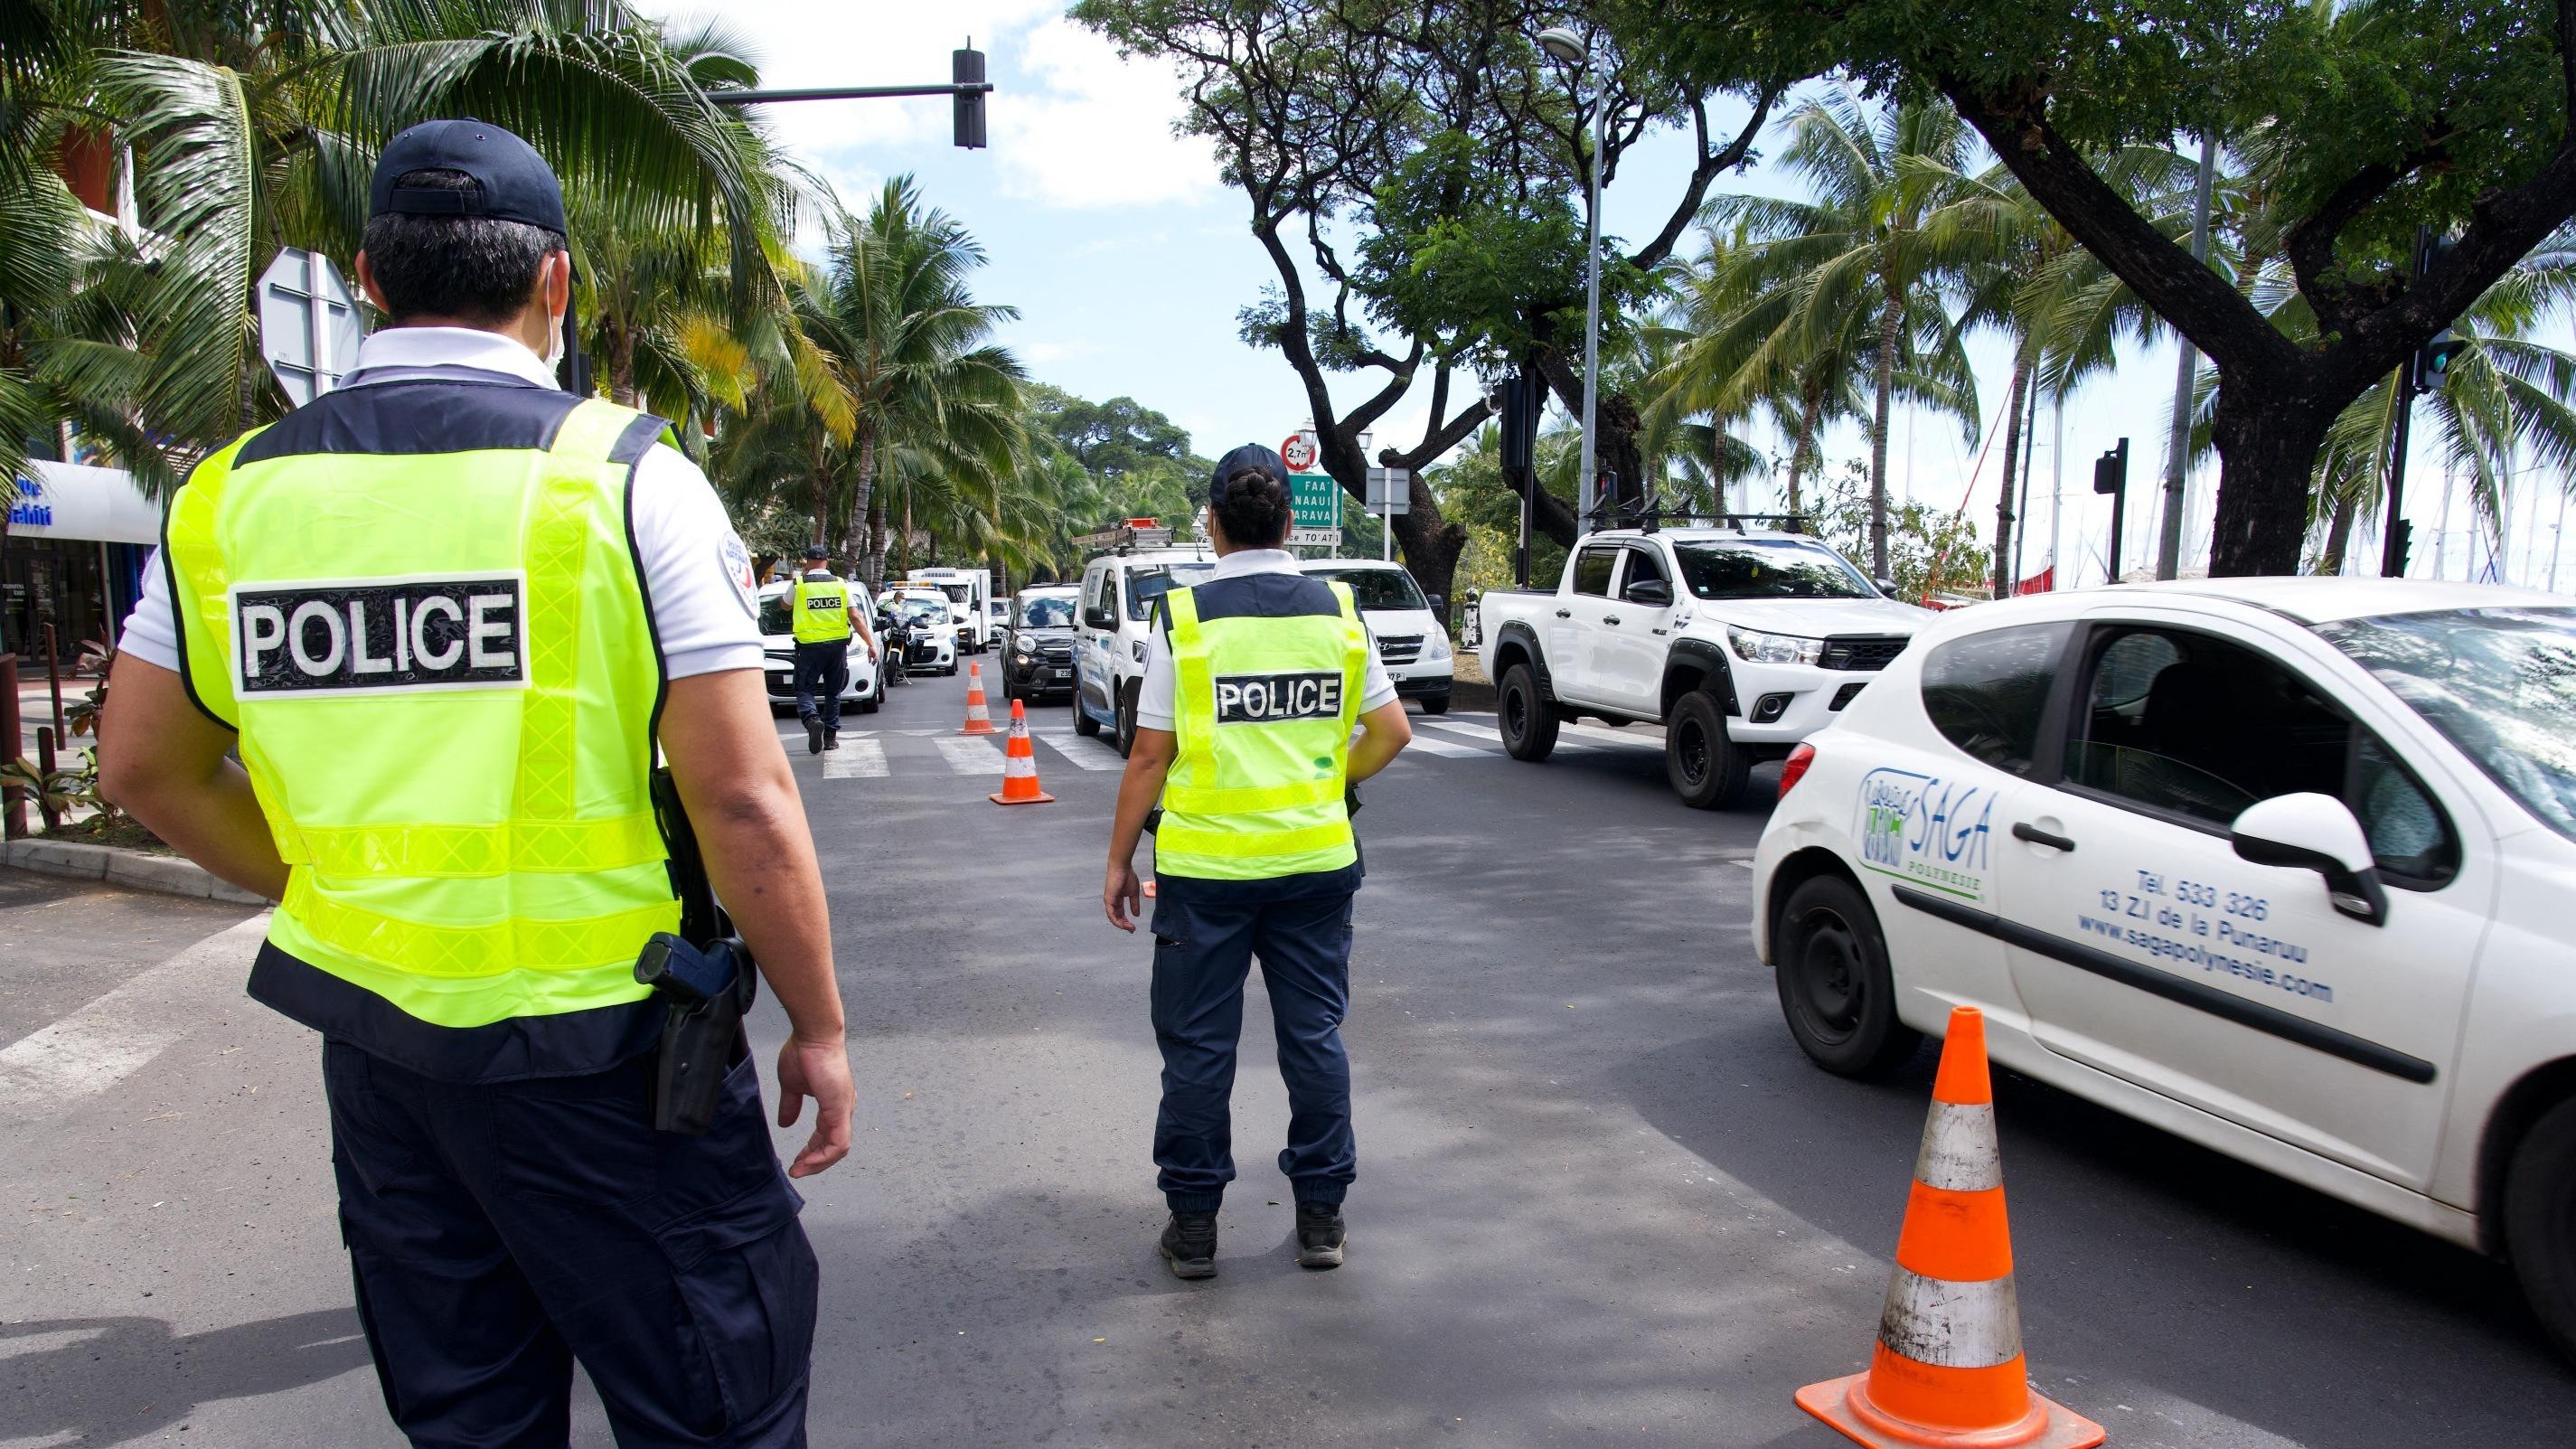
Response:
[1214,466,1291,548]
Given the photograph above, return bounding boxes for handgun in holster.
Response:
[639,767,758,1135]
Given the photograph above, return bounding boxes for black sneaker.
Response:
[1159,1211,1217,1280]
[1295,1201,1346,1269]
[825,729,841,751]
[804,719,823,755]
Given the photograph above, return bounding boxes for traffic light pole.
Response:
[2381,391,2416,577]
[709,45,992,150]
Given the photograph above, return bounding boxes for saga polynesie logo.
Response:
[1857,767,1993,900]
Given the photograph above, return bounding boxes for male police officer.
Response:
[100,121,854,1448]
[1103,444,1411,1278]
[788,543,877,754]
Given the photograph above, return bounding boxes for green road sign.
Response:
[1290,472,1340,529]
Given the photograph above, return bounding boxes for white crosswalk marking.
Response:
[1419,718,1599,753]
[1033,731,1123,771]
[934,737,1001,776]
[822,737,888,778]
[0,915,270,1117]
[1399,731,1491,757]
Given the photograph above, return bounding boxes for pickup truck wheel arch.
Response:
[1492,622,1556,703]
[1661,638,1738,718]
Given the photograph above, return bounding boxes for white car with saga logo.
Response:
[1752,579,2576,1359]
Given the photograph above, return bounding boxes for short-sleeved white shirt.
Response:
[1134,548,1397,732]
[118,327,763,682]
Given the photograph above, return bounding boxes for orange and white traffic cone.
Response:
[1795,1007,2103,1449]
[959,660,999,735]
[988,699,1055,806]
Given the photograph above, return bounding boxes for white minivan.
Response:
[1300,559,1455,714]
[1074,544,1215,755]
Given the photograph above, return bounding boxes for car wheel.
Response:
[1421,692,1451,716]
[1115,680,1141,758]
[1666,690,1752,809]
[2507,1096,2576,1363]
[1499,663,1557,762]
[1774,874,1921,1079]
[858,693,879,715]
[1075,695,1102,737]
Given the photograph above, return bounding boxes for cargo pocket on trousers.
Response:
[655,1178,818,1433]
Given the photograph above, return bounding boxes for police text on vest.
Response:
[230,575,528,694]
[1214,672,1343,724]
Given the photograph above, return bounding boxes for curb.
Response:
[3,838,273,907]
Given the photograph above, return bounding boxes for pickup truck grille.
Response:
[1376,634,1424,664]
[1820,635,1909,672]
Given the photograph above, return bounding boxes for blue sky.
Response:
[644,2,2576,589]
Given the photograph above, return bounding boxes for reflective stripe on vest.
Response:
[1155,580,1368,880]
[791,575,852,643]
[164,395,678,1029]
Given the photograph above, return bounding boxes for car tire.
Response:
[1774,874,1921,1079]
[1421,692,1451,716]
[1075,697,1102,737]
[1666,690,1752,809]
[1115,680,1141,758]
[2506,1096,2576,1363]
[1499,663,1558,762]
[858,695,879,715]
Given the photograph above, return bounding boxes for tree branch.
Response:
[1624,87,1778,273]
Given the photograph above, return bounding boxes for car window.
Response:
[1127,562,1215,621]
[1086,569,1113,624]
[1669,538,1875,599]
[757,591,792,637]
[2350,735,2459,884]
[1322,569,1427,611]
[1623,548,1669,591]
[1572,546,1619,597]
[1920,623,2072,776]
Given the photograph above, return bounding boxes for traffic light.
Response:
[2416,328,2468,390]
[2386,518,2415,577]
[953,46,988,149]
[2092,437,2129,495]
[1498,373,1538,476]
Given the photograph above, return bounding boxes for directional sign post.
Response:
[1288,471,1340,553]
[259,249,364,406]
[1367,466,1410,560]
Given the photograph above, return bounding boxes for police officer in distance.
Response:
[788,542,877,755]
[1103,444,1412,1278]
[100,120,854,1448]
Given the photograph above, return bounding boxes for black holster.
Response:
[652,937,757,1135]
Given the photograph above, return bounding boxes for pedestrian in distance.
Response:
[789,542,879,754]
[99,119,853,1449]
[1103,443,1412,1279]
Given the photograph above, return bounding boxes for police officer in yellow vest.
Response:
[99,121,854,1448]
[787,543,876,755]
[1104,444,1411,1278]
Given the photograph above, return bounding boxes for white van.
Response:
[1074,543,1216,754]
[905,568,993,654]
[1299,559,1455,714]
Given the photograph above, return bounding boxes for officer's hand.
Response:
[1104,860,1142,933]
[776,1035,854,1178]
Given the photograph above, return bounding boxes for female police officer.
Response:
[1103,444,1411,1279]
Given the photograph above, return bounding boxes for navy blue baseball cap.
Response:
[370,119,568,235]
[1208,443,1290,505]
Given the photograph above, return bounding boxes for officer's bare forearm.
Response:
[660,670,845,1044]
[1109,728,1176,864]
[96,655,288,900]
[1345,700,1413,783]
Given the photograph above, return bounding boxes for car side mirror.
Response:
[1425,592,1447,622]
[2230,792,2388,927]
[1083,606,1114,630]
[1622,578,1672,607]
[1874,576,1900,597]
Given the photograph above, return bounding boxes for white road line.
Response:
[1419,718,1599,754]
[934,737,1001,776]
[1033,732,1123,771]
[1399,731,1492,758]
[822,737,888,778]
[0,915,270,1118]
[1560,720,1661,748]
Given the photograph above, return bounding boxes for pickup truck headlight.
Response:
[1727,626,1826,667]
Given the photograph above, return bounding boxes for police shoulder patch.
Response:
[229,572,529,696]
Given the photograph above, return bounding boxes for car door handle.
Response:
[1603,615,1622,626]
[1555,608,1572,618]
[2012,822,2077,852]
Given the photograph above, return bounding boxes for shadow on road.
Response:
[0,1307,374,1444]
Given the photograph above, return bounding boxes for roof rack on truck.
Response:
[1074,518,1176,554]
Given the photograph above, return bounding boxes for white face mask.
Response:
[544,306,569,373]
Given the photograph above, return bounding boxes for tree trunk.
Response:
[1597,391,1647,518]
[1993,360,2030,597]
[1390,495,1468,616]
[844,428,877,585]
[1785,384,1823,516]
[1869,287,1901,579]
[865,493,888,591]
[607,325,638,409]
[2208,385,2337,578]
[2317,494,2358,575]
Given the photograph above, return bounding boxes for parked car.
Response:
[889,588,957,675]
[1477,523,1926,808]
[1752,579,2576,1360]
[1001,585,1082,703]
[1075,541,1216,755]
[756,579,878,715]
[1299,559,1454,713]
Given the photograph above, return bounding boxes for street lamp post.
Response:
[1537,27,1603,528]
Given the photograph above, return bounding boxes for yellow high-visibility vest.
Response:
[790,574,852,644]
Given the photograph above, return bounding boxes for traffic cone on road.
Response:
[959,661,999,735]
[1795,1008,2103,1449]
[988,699,1055,806]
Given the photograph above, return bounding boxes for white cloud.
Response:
[993,18,1223,208]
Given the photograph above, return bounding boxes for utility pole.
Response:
[710,42,993,152]
[2095,438,2131,583]
[2156,134,2217,579]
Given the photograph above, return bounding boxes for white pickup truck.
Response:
[1476,524,1930,808]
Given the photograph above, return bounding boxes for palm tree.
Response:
[1698,89,1976,577]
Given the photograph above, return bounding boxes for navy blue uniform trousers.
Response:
[789,641,847,731]
[324,1040,816,1449]
[1149,891,1358,1212]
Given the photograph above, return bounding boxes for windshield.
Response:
[757,593,792,637]
[1670,539,1875,599]
[1020,597,1076,628]
[1126,562,1215,621]
[898,597,950,625]
[2316,606,2576,842]
[1321,568,1427,611]
[935,584,970,605]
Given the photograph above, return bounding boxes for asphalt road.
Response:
[5,663,2571,1447]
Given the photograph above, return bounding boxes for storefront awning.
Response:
[8,461,163,546]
